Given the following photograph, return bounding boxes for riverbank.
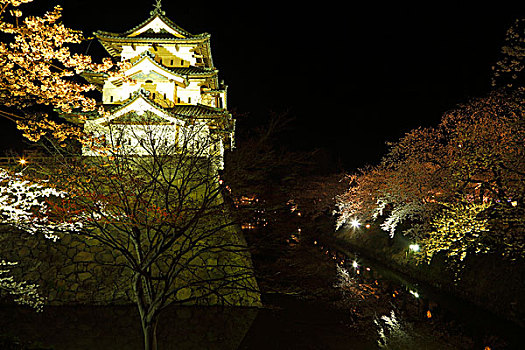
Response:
[321,219,525,329]
[2,210,521,349]
[240,209,507,349]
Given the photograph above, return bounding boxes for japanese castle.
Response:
[80,1,233,169]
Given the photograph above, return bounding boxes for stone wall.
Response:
[0,224,261,307]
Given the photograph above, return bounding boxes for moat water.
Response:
[0,238,523,349]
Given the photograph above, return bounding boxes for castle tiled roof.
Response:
[167,104,229,118]
[99,91,230,121]
[132,51,217,77]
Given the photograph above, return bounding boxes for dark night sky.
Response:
[1,1,522,169]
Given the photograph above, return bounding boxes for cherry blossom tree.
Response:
[0,0,121,145]
[336,90,525,262]
[0,168,71,309]
[0,3,259,349]
[3,121,259,350]
[492,18,524,89]
[0,0,117,309]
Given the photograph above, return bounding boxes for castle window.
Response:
[188,97,191,103]
[170,59,174,65]
[180,59,184,66]
[110,96,114,102]
[177,97,180,103]
[164,93,167,99]
[145,80,153,84]
[152,93,156,99]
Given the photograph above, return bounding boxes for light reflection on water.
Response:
[1,236,523,349]
[321,239,523,350]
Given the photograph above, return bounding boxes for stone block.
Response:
[95,252,115,264]
[62,264,77,276]
[78,272,92,282]
[73,251,94,262]
[176,287,192,301]
[18,246,31,258]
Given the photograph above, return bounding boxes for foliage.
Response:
[3,122,259,350]
[0,259,44,311]
[336,89,525,262]
[0,0,122,144]
[0,2,258,349]
[287,172,349,221]
[223,111,345,228]
[336,15,525,263]
[0,169,78,237]
[492,18,525,89]
[0,168,76,309]
[0,0,117,310]
[421,200,491,263]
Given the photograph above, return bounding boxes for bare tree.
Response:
[10,118,259,350]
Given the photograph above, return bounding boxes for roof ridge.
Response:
[120,10,194,39]
[150,0,165,16]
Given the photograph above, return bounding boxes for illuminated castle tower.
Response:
[81,1,233,168]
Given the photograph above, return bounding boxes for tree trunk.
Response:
[134,274,159,350]
[142,318,158,350]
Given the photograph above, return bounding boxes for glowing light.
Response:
[409,290,419,298]
[409,244,420,252]
[352,260,358,268]
[350,218,360,229]
[365,224,371,229]
[427,310,432,318]
[18,158,27,165]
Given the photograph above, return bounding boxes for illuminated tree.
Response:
[0,169,58,310]
[4,120,259,350]
[336,90,525,262]
[0,260,44,310]
[0,4,258,349]
[0,0,117,143]
[337,17,525,263]
[492,18,524,89]
[287,172,349,221]
[0,0,116,310]
[421,200,491,263]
